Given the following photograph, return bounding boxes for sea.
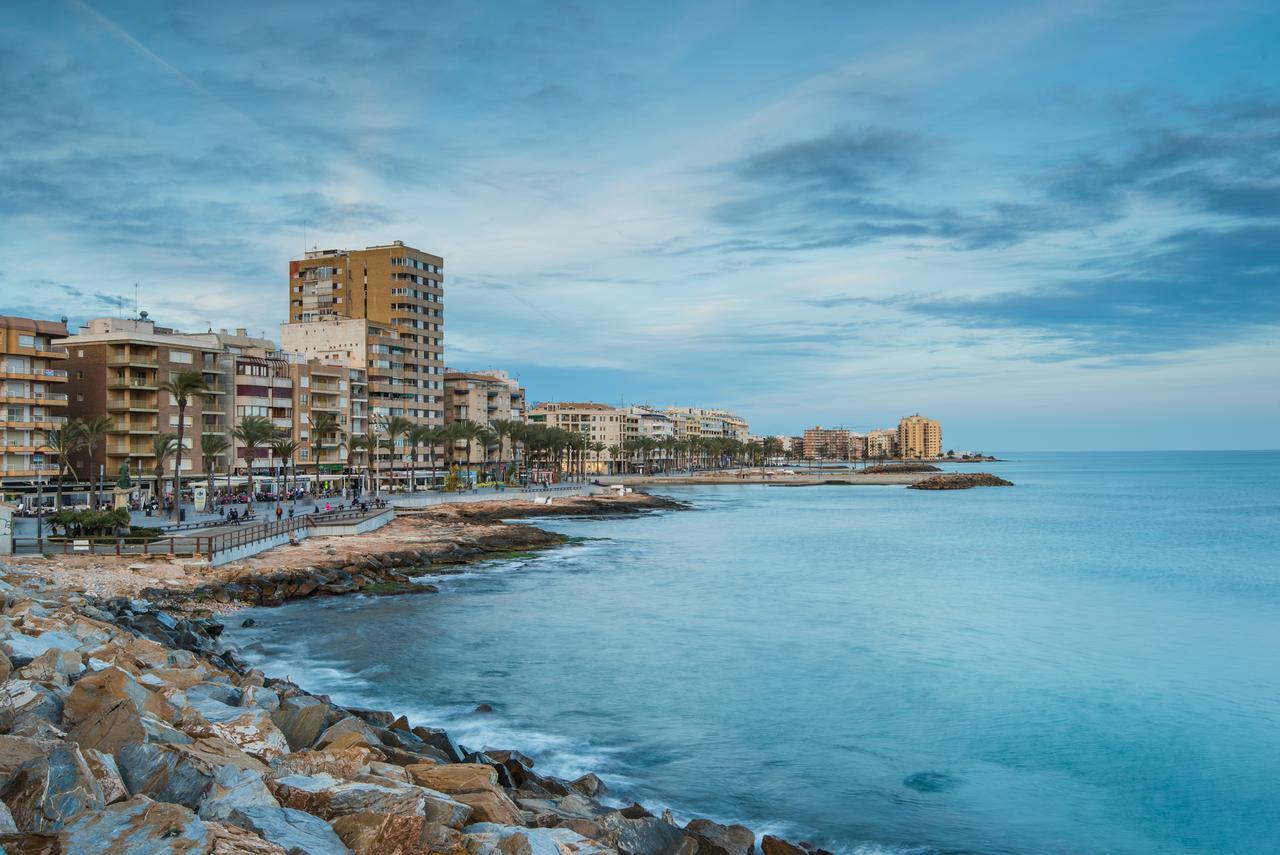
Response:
[225,451,1280,855]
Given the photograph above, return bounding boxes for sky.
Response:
[2,1,1278,450]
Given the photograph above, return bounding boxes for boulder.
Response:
[686,819,755,855]
[198,765,279,821]
[1,743,105,832]
[1,629,81,660]
[191,707,290,761]
[227,804,352,855]
[3,679,64,725]
[18,647,83,682]
[271,696,330,752]
[207,819,291,854]
[592,812,690,855]
[0,649,11,681]
[118,737,267,809]
[270,773,473,829]
[411,725,465,762]
[332,812,468,855]
[63,666,175,729]
[760,837,807,855]
[0,800,16,834]
[83,748,129,804]
[452,789,525,825]
[57,795,214,854]
[68,699,192,757]
[315,715,383,751]
[271,745,383,781]
[463,822,615,855]
[570,773,607,798]
[0,734,58,789]
[409,763,500,794]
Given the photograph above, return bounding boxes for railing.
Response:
[11,506,382,560]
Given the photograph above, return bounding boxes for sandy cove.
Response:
[0,489,840,855]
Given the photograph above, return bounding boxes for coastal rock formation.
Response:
[860,464,942,474]
[908,473,1014,490]
[0,557,827,855]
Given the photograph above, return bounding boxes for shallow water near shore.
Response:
[226,451,1280,855]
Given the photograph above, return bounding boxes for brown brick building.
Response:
[0,315,70,483]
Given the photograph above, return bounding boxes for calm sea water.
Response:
[227,452,1280,855]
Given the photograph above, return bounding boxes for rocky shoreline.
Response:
[908,473,1014,490]
[0,490,841,855]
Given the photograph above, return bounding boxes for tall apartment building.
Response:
[898,414,942,459]
[286,241,444,428]
[290,360,347,476]
[60,317,224,485]
[666,407,749,443]
[1,316,70,484]
[443,369,526,466]
[865,429,898,459]
[802,426,853,459]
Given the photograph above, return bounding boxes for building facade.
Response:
[442,369,526,466]
[1,316,70,484]
[864,429,898,459]
[287,241,444,427]
[898,414,942,459]
[60,317,223,487]
[802,426,853,459]
[527,402,623,474]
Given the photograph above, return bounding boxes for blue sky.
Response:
[2,1,1278,449]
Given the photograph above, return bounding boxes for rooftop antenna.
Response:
[303,220,308,256]
[133,283,139,317]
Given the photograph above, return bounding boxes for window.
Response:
[170,351,193,364]
[18,335,34,348]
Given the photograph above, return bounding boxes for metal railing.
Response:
[12,506,384,560]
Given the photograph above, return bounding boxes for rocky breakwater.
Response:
[908,473,1014,490]
[0,561,827,855]
[417,491,688,525]
[860,464,942,474]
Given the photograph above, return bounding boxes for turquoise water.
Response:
[227,452,1280,855]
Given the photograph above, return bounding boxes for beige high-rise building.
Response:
[1,316,70,485]
[802,426,853,459]
[287,241,443,427]
[527,402,624,474]
[866,429,899,459]
[443,369,526,466]
[898,414,942,459]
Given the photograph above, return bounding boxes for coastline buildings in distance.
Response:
[0,238,953,495]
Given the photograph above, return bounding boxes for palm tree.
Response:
[199,434,231,512]
[762,436,782,469]
[309,412,343,496]
[151,433,178,509]
[489,419,518,481]
[346,434,372,496]
[449,419,483,485]
[232,414,274,502]
[42,423,85,511]
[159,371,211,522]
[421,425,448,488]
[377,415,413,493]
[268,435,301,504]
[75,415,114,508]
[589,441,606,476]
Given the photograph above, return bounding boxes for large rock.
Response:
[190,707,290,761]
[271,746,382,781]
[271,696,330,751]
[463,822,615,855]
[207,819,290,854]
[18,647,83,683]
[68,699,192,757]
[271,773,473,829]
[1,629,81,660]
[315,715,383,751]
[333,812,468,855]
[118,737,267,809]
[58,795,214,854]
[0,800,17,834]
[83,748,129,804]
[760,837,807,855]
[0,734,58,789]
[686,819,755,855]
[2,679,64,726]
[412,725,465,762]
[64,666,176,729]
[1,743,105,832]
[452,790,525,825]
[227,804,352,855]
[197,764,279,821]
[592,812,691,855]
[409,763,500,794]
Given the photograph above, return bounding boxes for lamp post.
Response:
[35,475,44,550]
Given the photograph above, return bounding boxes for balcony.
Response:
[106,396,159,413]
[107,378,158,391]
[108,354,159,368]
[0,391,69,405]
[0,465,60,477]
[0,368,68,381]
[0,416,68,429]
[1,440,42,452]
[35,346,68,358]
